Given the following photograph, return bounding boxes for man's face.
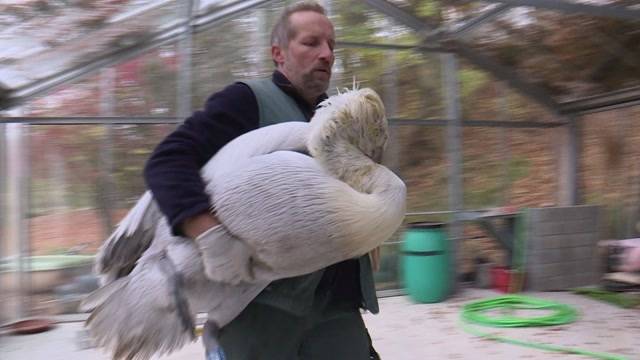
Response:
[273,11,335,102]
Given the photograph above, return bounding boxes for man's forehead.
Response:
[289,11,334,37]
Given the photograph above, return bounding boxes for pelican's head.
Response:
[309,87,388,164]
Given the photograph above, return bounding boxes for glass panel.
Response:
[0,1,183,90]
[22,45,179,117]
[375,242,401,291]
[333,0,420,45]
[4,123,174,316]
[460,222,510,282]
[465,5,640,102]
[191,1,285,107]
[581,105,640,240]
[1,123,22,323]
[457,59,557,122]
[333,49,444,118]
[462,126,557,210]
[198,0,246,13]
[388,124,449,213]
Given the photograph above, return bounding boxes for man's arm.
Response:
[144,82,259,238]
[182,213,220,239]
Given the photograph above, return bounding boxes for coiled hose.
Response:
[460,295,629,360]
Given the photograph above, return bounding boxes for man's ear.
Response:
[272,45,285,67]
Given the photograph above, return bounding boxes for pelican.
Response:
[81,87,407,360]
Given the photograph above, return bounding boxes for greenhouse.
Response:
[1,1,639,359]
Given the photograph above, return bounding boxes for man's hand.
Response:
[195,224,254,285]
[183,213,220,239]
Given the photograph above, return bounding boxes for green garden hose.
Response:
[457,211,628,359]
[460,294,629,360]
[462,294,577,327]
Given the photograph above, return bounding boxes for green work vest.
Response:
[241,78,379,315]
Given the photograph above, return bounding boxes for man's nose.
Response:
[318,42,334,62]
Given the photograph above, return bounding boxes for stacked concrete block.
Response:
[523,205,602,291]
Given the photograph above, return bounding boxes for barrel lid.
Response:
[406,222,445,229]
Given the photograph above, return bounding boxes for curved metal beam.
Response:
[482,0,640,21]
[1,0,276,111]
[361,0,562,115]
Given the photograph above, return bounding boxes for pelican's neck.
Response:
[307,87,390,194]
[311,139,390,194]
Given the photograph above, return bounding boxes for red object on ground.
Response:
[491,266,512,293]
[3,318,54,335]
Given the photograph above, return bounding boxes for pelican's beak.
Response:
[371,149,384,164]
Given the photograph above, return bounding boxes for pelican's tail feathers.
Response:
[83,255,196,360]
[78,276,128,312]
[95,191,161,283]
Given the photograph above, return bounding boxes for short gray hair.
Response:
[270,1,327,48]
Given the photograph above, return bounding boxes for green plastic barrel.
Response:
[401,222,450,303]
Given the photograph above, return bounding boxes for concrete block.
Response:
[567,235,583,247]
[538,262,565,277]
[564,260,581,276]
[525,208,543,223]
[575,272,599,287]
[562,220,590,234]
[578,218,598,233]
[553,248,572,263]
[573,233,597,247]
[546,276,566,290]
[526,234,541,251]
[530,207,566,222]
[524,274,544,290]
[541,235,569,249]
[536,222,566,236]
[557,274,586,290]
[568,246,596,260]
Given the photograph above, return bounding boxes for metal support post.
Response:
[558,115,581,205]
[442,53,464,293]
[177,0,197,119]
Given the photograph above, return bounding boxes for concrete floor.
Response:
[2,288,639,360]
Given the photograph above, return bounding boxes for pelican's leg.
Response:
[202,320,226,360]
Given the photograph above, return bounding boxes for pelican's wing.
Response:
[212,150,406,279]
[202,121,310,183]
[82,249,196,360]
[95,191,162,283]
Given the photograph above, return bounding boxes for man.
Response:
[144,2,380,359]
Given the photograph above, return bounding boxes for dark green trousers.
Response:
[218,297,372,359]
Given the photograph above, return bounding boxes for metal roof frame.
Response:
[481,0,640,21]
[363,0,563,116]
[362,0,640,116]
[448,4,512,38]
[0,0,638,115]
[0,116,565,128]
[559,86,640,115]
[0,0,275,111]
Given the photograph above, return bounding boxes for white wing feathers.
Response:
[84,249,195,360]
[95,122,310,285]
[95,191,162,284]
[83,90,407,360]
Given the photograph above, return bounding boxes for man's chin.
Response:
[305,78,330,94]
